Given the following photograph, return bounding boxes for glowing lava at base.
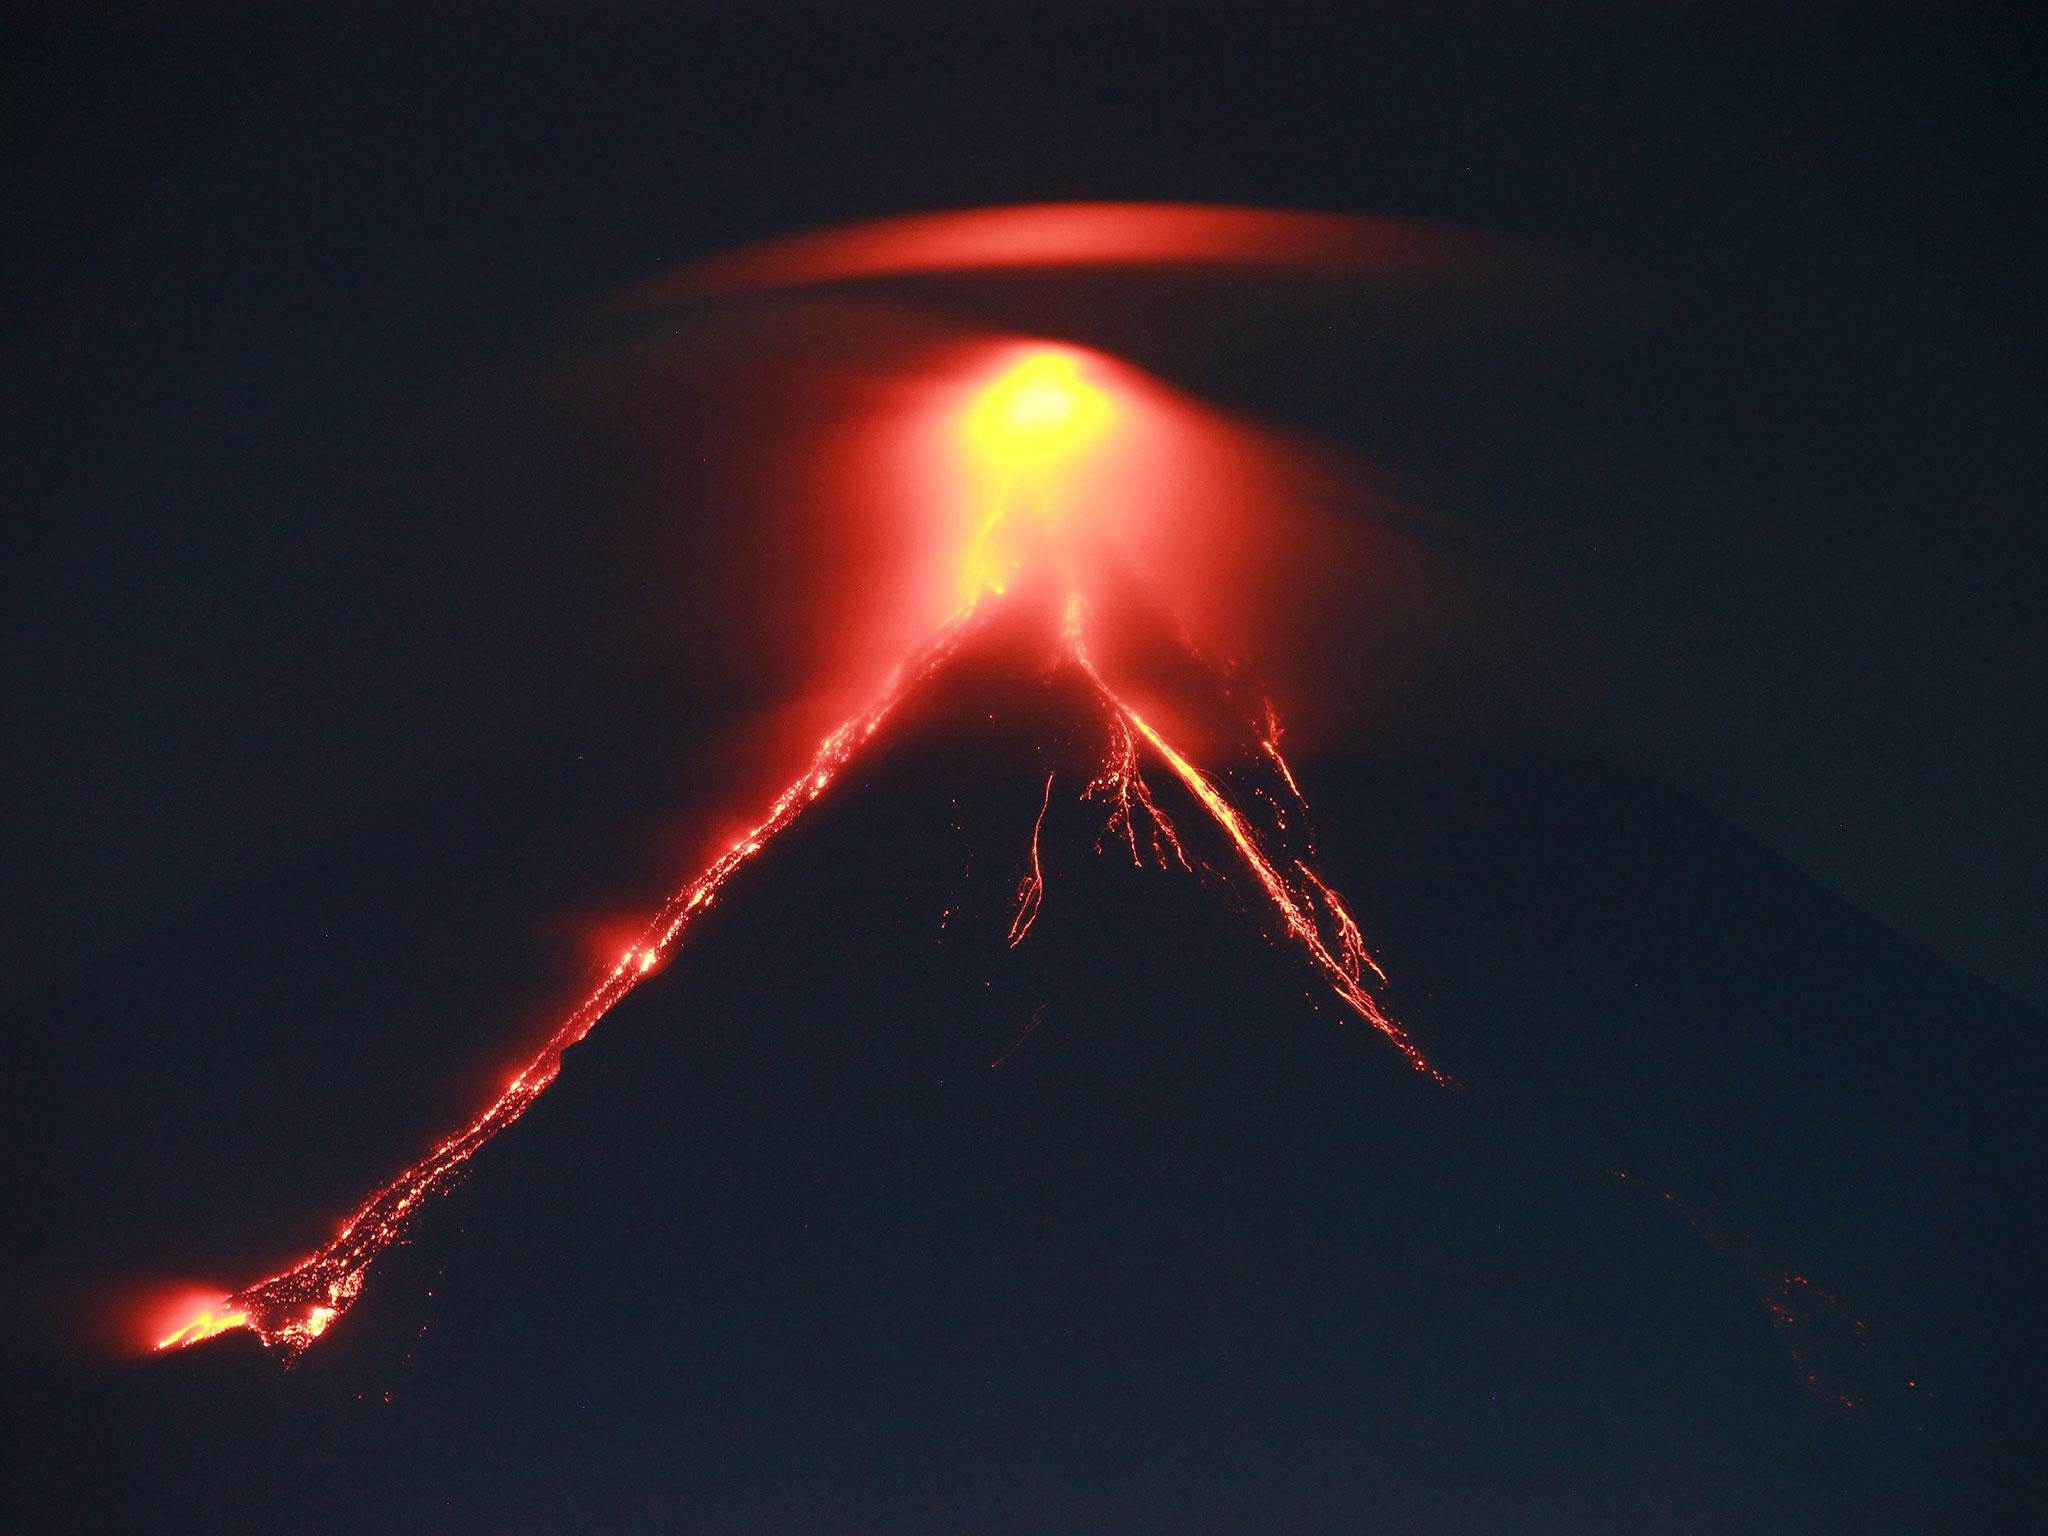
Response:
[152,344,1445,1361]
[150,1297,250,1352]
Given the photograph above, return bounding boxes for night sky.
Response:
[5,5,2043,1531]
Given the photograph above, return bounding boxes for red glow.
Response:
[864,335,1319,669]
[665,202,1478,296]
[612,304,1367,769]
[585,201,1534,779]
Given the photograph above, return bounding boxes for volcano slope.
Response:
[15,597,2036,1534]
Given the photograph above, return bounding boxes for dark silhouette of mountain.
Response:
[10,611,2039,1534]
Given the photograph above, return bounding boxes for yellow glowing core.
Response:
[966,350,1110,464]
[959,349,1114,599]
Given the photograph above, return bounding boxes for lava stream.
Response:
[154,612,977,1358]
[1007,771,1055,948]
[1059,598,1444,1084]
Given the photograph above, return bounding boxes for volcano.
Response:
[17,563,2022,1533]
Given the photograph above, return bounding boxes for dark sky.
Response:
[3,4,2044,1527]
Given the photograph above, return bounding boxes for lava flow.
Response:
[152,342,1444,1361]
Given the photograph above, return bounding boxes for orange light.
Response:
[155,1300,251,1351]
